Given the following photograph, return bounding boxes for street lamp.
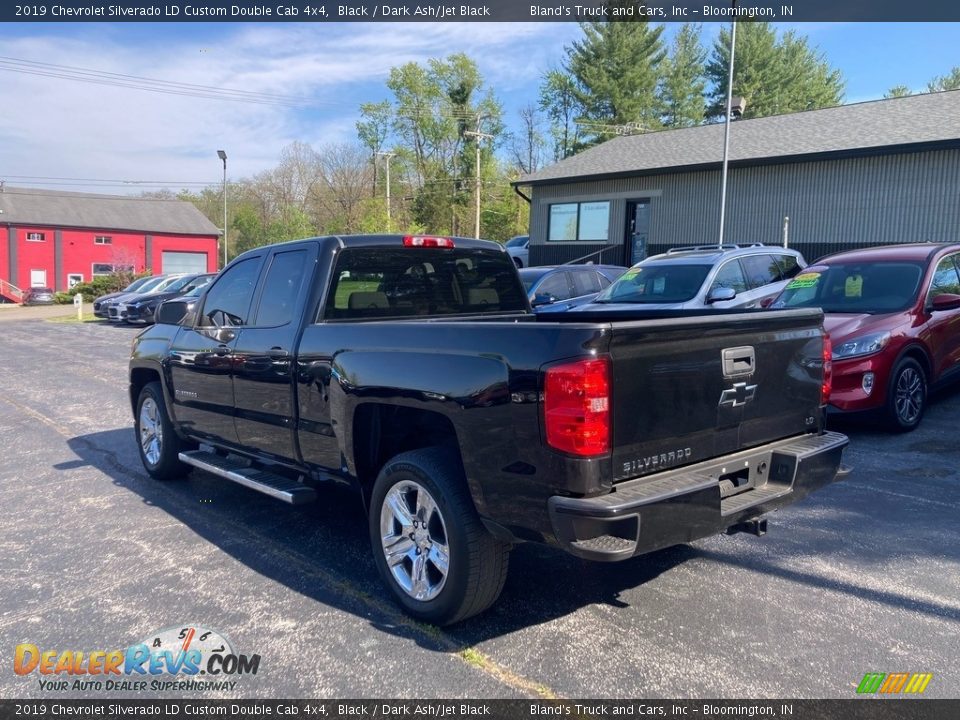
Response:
[217,149,227,267]
[717,12,737,247]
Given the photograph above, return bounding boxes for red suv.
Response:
[770,243,960,431]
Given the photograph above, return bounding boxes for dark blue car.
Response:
[519,264,628,313]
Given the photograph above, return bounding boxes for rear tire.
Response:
[886,357,926,432]
[369,448,510,625]
[135,381,187,480]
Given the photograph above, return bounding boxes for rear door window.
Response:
[571,269,602,296]
[775,254,802,280]
[740,255,781,289]
[253,250,308,327]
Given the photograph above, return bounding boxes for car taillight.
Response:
[544,356,611,457]
[402,235,455,248]
[822,334,832,405]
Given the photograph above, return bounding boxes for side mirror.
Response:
[532,293,557,307]
[706,287,737,304]
[156,299,189,325]
[931,293,960,312]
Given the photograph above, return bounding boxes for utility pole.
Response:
[463,129,493,239]
[375,151,395,232]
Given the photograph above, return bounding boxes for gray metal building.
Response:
[515,91,960,267]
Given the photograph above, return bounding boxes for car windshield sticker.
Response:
[845,274,863,297]
[787,272,821,289]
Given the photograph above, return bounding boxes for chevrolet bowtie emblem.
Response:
[719,382,758,408]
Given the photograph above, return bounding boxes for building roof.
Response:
[0,187,220,236]
[517,90,960,186]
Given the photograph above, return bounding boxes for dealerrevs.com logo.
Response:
[14,625,260,693]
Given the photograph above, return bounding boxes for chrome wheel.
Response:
[894,366,923,425]
[139,397,163,467]
[379,480,450,602]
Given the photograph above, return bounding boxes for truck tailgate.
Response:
[607,308,826,482]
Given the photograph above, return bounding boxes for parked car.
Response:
[130,233,847,624]
[581,245,807,311]
[106,275,187,322]
[520,264,628,312]
[770,243,960,431]
[505,235,529,268]
[115,273,215,325]
[22,287,54,306]
[99,275,172,320]
[93,276,157,318]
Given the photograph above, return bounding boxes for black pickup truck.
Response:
[129,234,848,624]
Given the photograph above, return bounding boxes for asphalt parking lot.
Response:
[1,317,958,700]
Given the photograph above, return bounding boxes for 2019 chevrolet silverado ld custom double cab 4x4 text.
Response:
[129,235,849,624]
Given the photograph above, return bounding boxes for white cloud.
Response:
[0,22,575,193]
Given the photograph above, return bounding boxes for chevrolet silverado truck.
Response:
[129,234,849,624]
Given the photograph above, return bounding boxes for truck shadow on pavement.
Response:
[65,422,960,648]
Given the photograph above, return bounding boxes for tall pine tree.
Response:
[706,22,843,120]
[565,5,666,146]
[659,23,707,128]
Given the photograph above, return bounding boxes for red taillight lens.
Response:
[544,356,611,457]
[402,235,455,248]
[821,334,832,405]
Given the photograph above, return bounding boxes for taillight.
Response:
[821,334,832,405]
[544,356,611,457]
[402,235,455,248]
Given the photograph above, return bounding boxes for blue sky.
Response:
[0,22,957,192]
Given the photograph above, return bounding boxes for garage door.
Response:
[161,251,208,275]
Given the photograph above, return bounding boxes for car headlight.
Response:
[832,331,891,360]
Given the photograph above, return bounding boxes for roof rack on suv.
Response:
[665,244,741,254]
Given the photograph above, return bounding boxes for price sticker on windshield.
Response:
[845,274,863,297]
[786,272,821,289]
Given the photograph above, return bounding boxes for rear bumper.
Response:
[548,431,849,561]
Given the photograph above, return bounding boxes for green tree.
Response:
[659,23,707,128]
[706,23,843,120]
[566,8,666,145]
[885,85,912,98]
[927,66,960,92]
[539,69,583,161]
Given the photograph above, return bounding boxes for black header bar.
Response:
[5,0,960,23]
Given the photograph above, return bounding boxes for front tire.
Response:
[886,357,927,432]
[369,448,510,625]
[135,381,187,480]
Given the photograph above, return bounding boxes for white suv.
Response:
[582,245,807,311]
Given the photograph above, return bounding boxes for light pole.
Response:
[718,17,737,247]
[463,129,493,239]
[217,149,227,267]
[375,151,395,232]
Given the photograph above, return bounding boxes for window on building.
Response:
[26,232,45,242]
[94,236,113,245]
[92,263,134,276]
[548,201,610,242]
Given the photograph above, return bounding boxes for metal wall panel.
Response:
[528,149,960,266]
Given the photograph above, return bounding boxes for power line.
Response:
[0,55,339,108]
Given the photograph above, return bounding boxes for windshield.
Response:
[595,264,712,304]
[134,276,168,293]
[123,276,152,292]
[147,275,189,293]
[162,275,204,293]
[771,262,925,313]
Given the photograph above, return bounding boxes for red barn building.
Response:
[0,186,220,302]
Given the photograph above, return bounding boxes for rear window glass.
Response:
[324,248,528,320]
